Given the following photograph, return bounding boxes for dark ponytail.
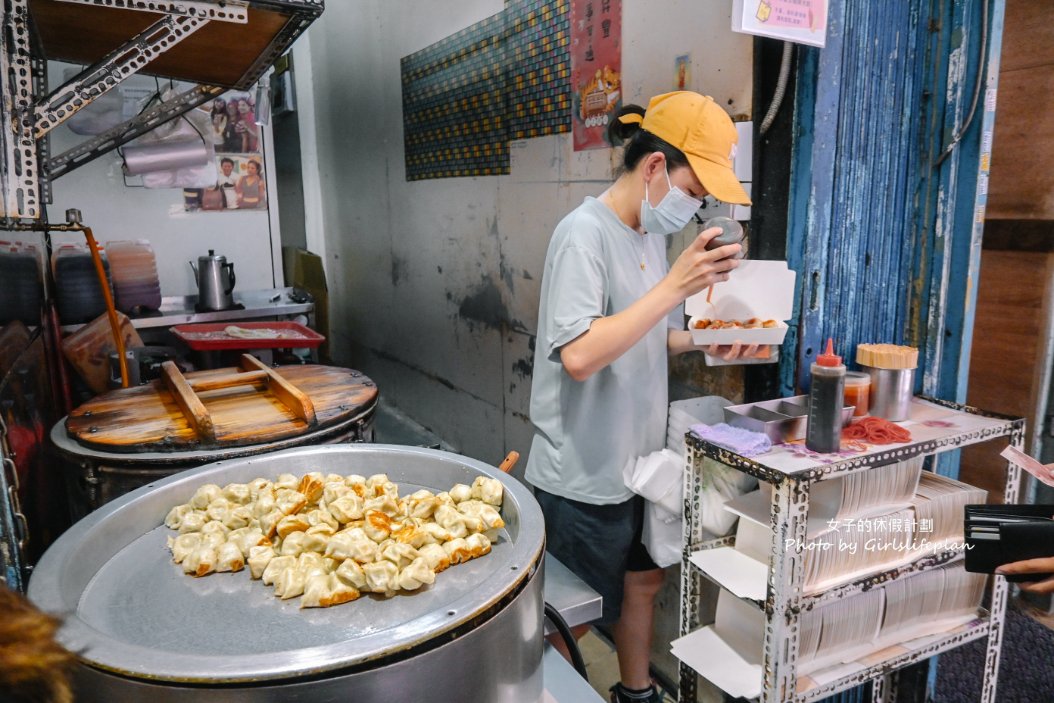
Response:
[607,104,690,175]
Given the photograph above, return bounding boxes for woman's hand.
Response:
[705,341,765,361]
[664,227,743,299]
[996,557,1054,593]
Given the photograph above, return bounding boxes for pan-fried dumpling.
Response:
[434,504,470,539]
[182,545,218,577]
[418,543,452,573]
[471,476,504,506]
[262,555,296,585]
[274,473,299,490]
[363,510,392,542]
[303,524,335,553]
[324,473,345,484]
[222,483,252,505]
[259,508,284,539]
[189,483,222,510]
[443,538,472,566]
[448,483,473,503]
[434,491,455,508]
[381,542,420,570]
[296,551,329,578]
[328,494,365,524]
[280,531,308,556]
[397,557,436,591]
[227,527,268,557]
[178,511,207,534]
[222,505,254,530]
[390,523,431,549]
[274,568,307,599]
[216,542,246,572]
[304,508,339,530]
[457,500,505,531]
[324,530,359,561]
[322,481,351,505]
[253,490,277,518]
[406,490,438,520]
[419,522,453,545]
[301,572,361,608]
[275,489,308,516]
[248,545,276,579]
[276,514,311,539]
[200,530,226,550]
[247,478,272,499]
[170,533,203,564]
[363,494,400,518]
[201,519,230,536]
[164,504,193,530]
[335,559,368,590]
[465,533,492,558]
[297,472,325,503]
[363,560,400,596]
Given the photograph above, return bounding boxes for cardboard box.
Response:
[685,259,796,346]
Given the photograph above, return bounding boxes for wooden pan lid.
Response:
[66,356,377,453]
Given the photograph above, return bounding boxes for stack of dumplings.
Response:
[164,472,505,609]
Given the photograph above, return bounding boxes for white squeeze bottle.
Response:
[806,338,846,453]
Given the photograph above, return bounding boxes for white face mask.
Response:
[639,165,703,235]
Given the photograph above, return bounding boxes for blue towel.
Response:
[689,422,772,457]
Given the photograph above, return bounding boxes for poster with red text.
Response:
[570,0,621,151]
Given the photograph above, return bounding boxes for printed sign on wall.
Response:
[732,0,828,48]
[570,0,621,151]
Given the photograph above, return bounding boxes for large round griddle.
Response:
[28,445,545,684]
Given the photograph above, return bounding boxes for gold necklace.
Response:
[632,232,647,271]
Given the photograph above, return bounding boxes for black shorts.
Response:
[535,489,659,625]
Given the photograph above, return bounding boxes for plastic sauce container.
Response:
[844,371,871,417]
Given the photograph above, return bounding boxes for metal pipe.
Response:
[65,209,129,389]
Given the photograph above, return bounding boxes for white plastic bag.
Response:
[623,449,683,516]
[624,449,685,568]
[642,502,682,568]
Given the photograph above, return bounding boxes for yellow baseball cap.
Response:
[620,91,751,205]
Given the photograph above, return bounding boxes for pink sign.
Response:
[570,0,622,151]
[756,0,825,30]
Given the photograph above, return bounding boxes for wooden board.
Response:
[66,364,378,453]
[29,1,292,89]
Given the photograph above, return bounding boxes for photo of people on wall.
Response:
[184,90,267,212]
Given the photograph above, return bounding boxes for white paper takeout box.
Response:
[685,260,797,346]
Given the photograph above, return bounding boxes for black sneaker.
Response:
[609,682,663,703]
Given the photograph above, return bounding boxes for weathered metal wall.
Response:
[783,0,1001,413]
[783,1,1005,701]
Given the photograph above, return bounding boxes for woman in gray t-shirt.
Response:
[525,91,757,703]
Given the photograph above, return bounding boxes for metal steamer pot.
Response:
[29,445,546,702]
[51,403,377,521]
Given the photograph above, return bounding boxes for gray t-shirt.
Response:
[525,196,681,505]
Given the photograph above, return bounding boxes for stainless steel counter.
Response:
[542,553,604,702]
[61,287,314,333]
[543,553,603,634]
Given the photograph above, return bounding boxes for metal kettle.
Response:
[189,249,236,310]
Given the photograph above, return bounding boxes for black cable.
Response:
[934,0,989,167]
[543,601,589,681]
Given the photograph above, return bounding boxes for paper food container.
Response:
[685,260,796,346]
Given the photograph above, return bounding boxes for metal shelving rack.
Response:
[677,396,1026,703]
[0,0,323,227]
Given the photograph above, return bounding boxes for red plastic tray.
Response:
[170,321,325,351]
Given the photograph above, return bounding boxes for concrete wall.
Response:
[300,0,752,474]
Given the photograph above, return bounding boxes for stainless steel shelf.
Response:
[61,287,313,333]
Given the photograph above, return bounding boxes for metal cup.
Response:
[864,366,915,421]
